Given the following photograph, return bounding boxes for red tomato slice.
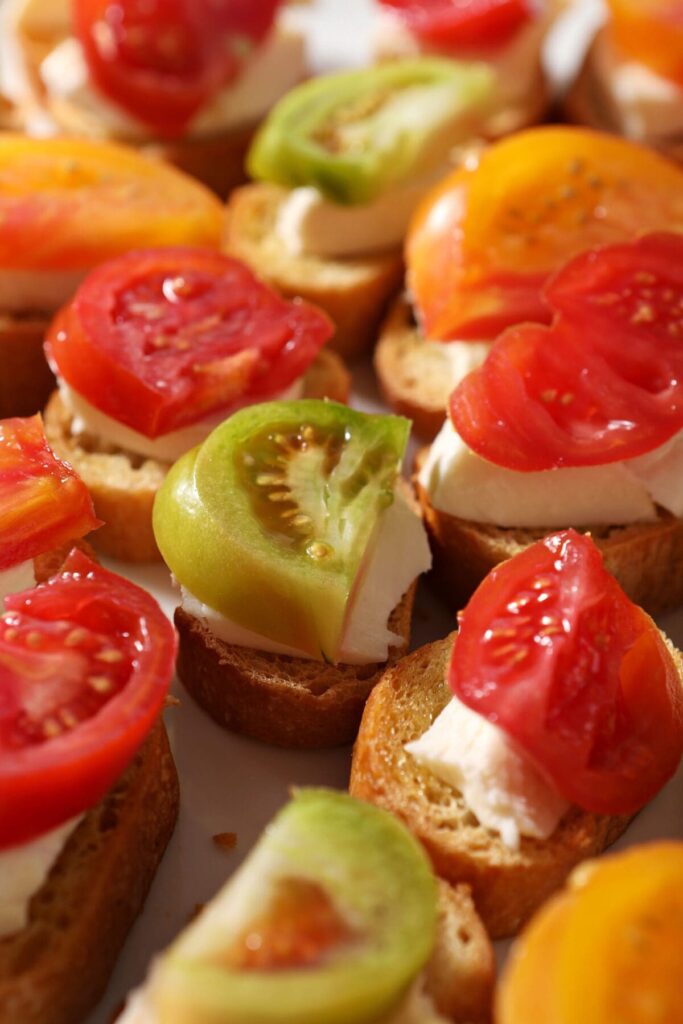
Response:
[0,549,176,848]
[46,248,333,438]
[0,416,99,573]
[449,530,683,815]
[73,0,282,137]
[450,233,683,470]
[379,0,533,49]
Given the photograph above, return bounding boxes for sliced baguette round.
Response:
[349,635,634,939]
[224,183,405,359]
[0,719,179,1024]
[173,579,417,749]
[0,313,54,418]
[429,881,495,1024]
[43,349,350,563]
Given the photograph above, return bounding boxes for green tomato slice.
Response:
[153,400,410,662]
[247,57,494,205]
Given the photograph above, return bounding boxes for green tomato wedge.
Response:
[148,789,438,1024]
[153,400,411,662]
[247,57,494,205]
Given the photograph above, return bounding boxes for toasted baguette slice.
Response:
[0,313,54,418]
[33,537,96,583]
[428,881,494,1024]
[224,183,405,359]
[564,33,683,166]
[415,459,683,616]
[43,349,350,563]
[349,635,634,939]
[0,719,179,1024]
[174,580,417,749]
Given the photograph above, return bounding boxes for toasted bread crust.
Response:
[415,460,683,616]
[174,581,417,749]
[429,882,495,1024]
[0,720,179,1024]
[350,636,633,938]
[224,183,405,359]
[42,350,349,563]
[0,313,54,418]
[33,537,97,583]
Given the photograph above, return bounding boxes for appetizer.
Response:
[350,529,683,937]
[0,549,179,1024]
[0,133,222,418]
[0,413,98,602]
[225,58,494,357]
[5,0,307,196]
[417,232,683,613]
[497,842,683,1023]
[44,247,343,562]
[118,789,495,1024]
[376,125,683,436]
[153,399,432,747]
[566,0,683,163]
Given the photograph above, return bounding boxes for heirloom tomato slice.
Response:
[449,531,683,815]
[0,549,176,848]
[0,415,99,573]
[0,135,222,270]
[607,0,683,86]
[407,127,683,340]
[46,248,332,438]
[73,0,281,137]
[449,233,683,471]
[379,0,533,50]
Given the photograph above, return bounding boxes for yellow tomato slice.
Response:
[407,127,683,340]
[0,135,223,269]
[607,0,683,85]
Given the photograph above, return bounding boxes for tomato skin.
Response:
[0,415,99,572]
[0,549,176,848]
[379,0,534,50]
[449,233,683,471]
[607,0,683,86]
[449,530,683,815]
[46,248,333,438]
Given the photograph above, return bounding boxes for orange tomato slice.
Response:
[0,135,223,270]
[407,127,683,340]
[607,0,683,86]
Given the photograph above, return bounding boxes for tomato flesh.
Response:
[0,415,99,573]
[450,233,683,471]
[449,530,683,815]
[607,0,683,86]
[74,0,282,137]
[0,549,176,848]
[46,248,332,438]
[379,0,533,50]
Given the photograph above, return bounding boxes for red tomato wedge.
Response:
[407,127,683,341]
[449,530,683,815]
[46,247,333,438]
[379,0,533,49]
[449,233,683,471]
[0,135,222,270]
[0,549,176,848]
[0,416,99,573]
[73,0,282,137]
[607,0,683,86]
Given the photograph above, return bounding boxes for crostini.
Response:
[350,529,683,937]
[118,789,495,1024]
[0,549,179,1024]
[224,57,495,358]
[417,232,683,614]
[43,247,347,562]
[4,0,308,197]
[153,399,432,747]
[376,126,683,437]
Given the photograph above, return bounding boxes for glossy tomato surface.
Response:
[46,248,332,438]
[74,0,282,137]
[0,415,99,573]
[407,127,683,340]
[0,549,176,848]
[379,0,533,49]
[449,531,683,815]
[607,0,683,86]
[0,135,222,270]
[449,233,683,470]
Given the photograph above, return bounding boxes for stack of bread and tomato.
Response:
[0,2,681,1024]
